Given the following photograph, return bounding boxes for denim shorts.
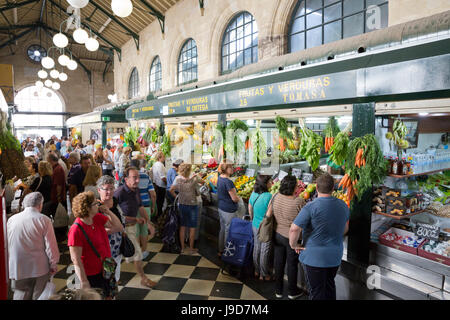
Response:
[178,204,198,228]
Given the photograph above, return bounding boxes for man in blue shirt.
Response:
[289,173,349,300]
[165,159,183,204]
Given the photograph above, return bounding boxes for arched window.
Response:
[178,39,198,86]
[128,67,139,99]
[288,0,388,53]
[222,11,258,73]
[12,86,64,140]
[149,56,162,93]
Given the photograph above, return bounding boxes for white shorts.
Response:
[124,225,143,262]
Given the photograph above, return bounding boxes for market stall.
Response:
[66,107,128,147]
[125,36,450,299]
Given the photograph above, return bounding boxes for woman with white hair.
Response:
[7,192,60,300]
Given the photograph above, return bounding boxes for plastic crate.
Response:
[418,240,450,266]
[379,227,425,255]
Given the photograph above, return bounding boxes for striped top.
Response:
[272,193,306,238]
[138,170,155,207]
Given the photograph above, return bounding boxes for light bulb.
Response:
[73,28,89,44]
[41,56,55,69]
[38,69,48,79]
[44,79,53,87]
[85,37,99,52]
[52,82,60,90]
[67,0,89,9]
[58,54,70,66]
[35,80,44,88]
[59,72,68,81]
[34,50,41,57]
[53,33,68,48]
[50,69,60,79]
[111,0,133,18]
[67,59,78,70]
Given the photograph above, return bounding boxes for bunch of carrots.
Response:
[338,173,358,206]
[355,147,366,167]
[324,136,335,153]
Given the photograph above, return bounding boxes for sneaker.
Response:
[288,291,304,300]
[275,292,283,299]
[142,251,149,260]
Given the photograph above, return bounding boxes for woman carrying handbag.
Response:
[262,175,306,300]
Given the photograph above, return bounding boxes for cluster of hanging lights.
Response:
[36,0,134,90]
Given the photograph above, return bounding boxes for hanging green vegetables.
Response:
[250,121,267,165]
[160,134,171,157]
[124,127,139,150]
[328,121,351,166]
[275,116,293,151]
[298,125,323,171]
[324,116,340,153]
[386,119,409,150]
[225,119,248,158]
[343,134,388,202]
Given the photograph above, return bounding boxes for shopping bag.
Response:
[37,277,55,300]
[53,203,69,228]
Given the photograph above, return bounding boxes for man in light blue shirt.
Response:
[289,173,349,300]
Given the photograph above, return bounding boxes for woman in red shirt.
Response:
[68,191,123,298]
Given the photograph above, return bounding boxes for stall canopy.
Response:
[66,109,127,127]
[126,37,450,121]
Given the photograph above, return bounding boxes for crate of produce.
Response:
[384,189,401,198]
[386,205,408,216]
[379,227,425,255]
[387,196,406,207]
[418,239,450,266]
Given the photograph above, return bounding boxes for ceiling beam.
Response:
[0,0,40,13]
[88,0,139,50]
[138,0,165,35]
[0,28,33,50]
[47,0,122,60]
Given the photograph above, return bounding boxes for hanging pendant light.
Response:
[67,0,89,9]
[44,79,53,87]
[38,69,48,79]
[52,82,61,90]
[50,69,60,79]
[41,56,55,69]
[59,72,68,81]
[85,37,99,52]
[73,28,89,44]
[53,32,68,48]
[35,80,44,88]
[58,54,70,66]
[67,59,78,71]
[111,0,133,18]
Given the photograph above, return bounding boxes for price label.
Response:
[292,168,302,179]
[302,173,313,184]
[245,169,256,177]
[278,170,288,181]
[415,223,440,241]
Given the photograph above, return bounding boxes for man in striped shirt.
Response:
[131,159,157,260]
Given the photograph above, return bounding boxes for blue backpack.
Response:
[221,217,254,268]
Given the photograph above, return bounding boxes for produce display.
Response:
[298,124,323,171]
[236,175,256,200]
[343,134,388,203]
[249,121,267,165]
[333,190,349,204]
[275,116,293,152]
[328,127,351,167]
[386,119,409,150]
[160,133,171,157]
[299,183,315,201]
[270,181,281,195]
[324,116,340,153]
[422,240,450,258]
[124,127,140,151]
[0,111,29,180]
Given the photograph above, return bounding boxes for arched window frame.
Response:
[177,38,198,86]
[221,11,258,74]
[288,0,389,53]
[149,56,162,93]
[128,67,140,99]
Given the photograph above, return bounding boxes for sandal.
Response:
[141,278,157,288]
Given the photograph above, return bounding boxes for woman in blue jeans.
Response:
[248,175,273,281]
[216,163,240,256]
[170,163,203,254]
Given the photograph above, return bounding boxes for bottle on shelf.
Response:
[388,156,394,174]
[392,157,399,175]
[402,157,409,175]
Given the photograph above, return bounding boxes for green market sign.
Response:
[126,71,357,120]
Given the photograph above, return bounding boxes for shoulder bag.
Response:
[116,204,135,258]
[74,222,117,298]
[257,193,279,243]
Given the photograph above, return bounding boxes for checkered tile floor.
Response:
[53,237,266,300]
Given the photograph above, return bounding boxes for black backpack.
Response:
[161,198,181,254]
